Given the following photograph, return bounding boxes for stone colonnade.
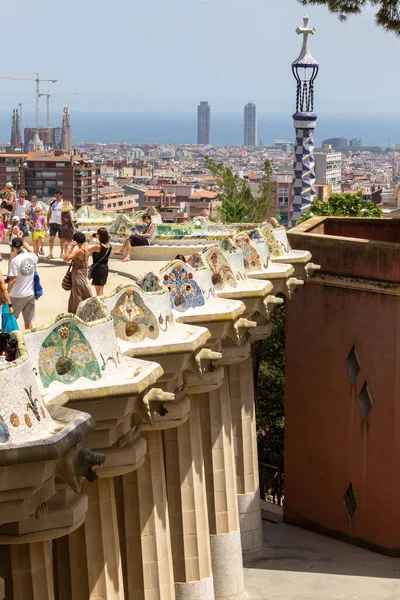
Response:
[0,242,313,600]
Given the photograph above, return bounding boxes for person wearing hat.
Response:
[0,182,16,226]
[8,216,22,253]
[46,190,73,259]
[7,238,38,330]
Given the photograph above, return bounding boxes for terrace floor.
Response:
[244,519,400,600]
[0,243,166,328]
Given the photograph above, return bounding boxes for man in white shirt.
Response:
[8,238,38,329]
[12,190,30,237]
[46,189,64,259]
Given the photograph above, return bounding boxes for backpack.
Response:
[34,271,43,300]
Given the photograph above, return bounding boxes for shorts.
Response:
[49,222,62,238]
[33,230,45,241]
[129,235,149,247]
[10,294,35,324]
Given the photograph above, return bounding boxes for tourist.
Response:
[28,196,44,231]
[0,269,14,333]
[0,218,4,262]
[8,216,22,261]
[88,228,111,296]
[47,190,71,259]
[63,231,92,314]
[0,332,18,362]
[32,206,46,256]
[113,214,156,262]
[0,182,16,226]
[7,238,38,330]
[61,199,75,249]
[12,190,30,237]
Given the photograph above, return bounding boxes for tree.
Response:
[204,156,273,223]
[253,304,286,504]
[298,190,383,223]
[298,0,400,35]
[247,160,274,223]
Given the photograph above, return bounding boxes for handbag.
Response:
[34,271,43,300]
[61,263,73,291]
[1,304,19,333]
[88,246,111,280]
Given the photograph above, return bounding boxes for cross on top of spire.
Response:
[292,14,319,67]
[296,14,316,39]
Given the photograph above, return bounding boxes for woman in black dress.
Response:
[88,227,111,296]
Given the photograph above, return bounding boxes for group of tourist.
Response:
[0,185,157,338]
[0,184,75,260]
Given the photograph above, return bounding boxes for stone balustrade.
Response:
[0,235,317,600]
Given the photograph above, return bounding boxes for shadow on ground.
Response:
[243,520,400,600]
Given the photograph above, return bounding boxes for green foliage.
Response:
[298,0,400,35]
[253,303,286,504]
[298,191,383,223]
[204,156,273,223]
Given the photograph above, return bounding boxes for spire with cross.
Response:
[288,15,319,229]
[293,14,319,67]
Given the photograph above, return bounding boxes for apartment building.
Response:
[24,152,100,206]
[0,154,27,190]
[315,145,342,193]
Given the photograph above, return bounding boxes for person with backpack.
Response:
[7,238,38,330]
[46,190,73,259]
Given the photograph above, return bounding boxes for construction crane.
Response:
[39,91,78,127]
[0,73,57,133]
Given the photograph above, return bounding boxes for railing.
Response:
[259,461,284,506]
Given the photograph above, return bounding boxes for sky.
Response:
[1,0,399,117]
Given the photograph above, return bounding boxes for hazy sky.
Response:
[1,0,398,116]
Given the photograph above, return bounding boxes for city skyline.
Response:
[0,0,399,117]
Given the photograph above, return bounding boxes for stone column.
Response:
[10,541,54,600]
[199,372,246,600]
[123,430,175,600]
[163,395,214,600]
[53,477,125,600]
[228,354,263,554]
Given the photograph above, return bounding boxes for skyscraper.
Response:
[197,101,210,145]
[244,102,257,147]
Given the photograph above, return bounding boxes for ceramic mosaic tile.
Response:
[137,272,164,293]
[39,323,101,389]
[204,248,238,290]
[111,288,160,342]
[260,224,285,257]
[76,297,108,323]
[187,253,207,270]
[273,228,292,253]
[162,263,206,312]
[234,234,262,272]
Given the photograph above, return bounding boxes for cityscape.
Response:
[0,1,400,600]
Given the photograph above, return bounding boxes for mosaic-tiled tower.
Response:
[288,15,319,228]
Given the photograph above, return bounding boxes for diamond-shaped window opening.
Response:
[357,381,373,421]
[346,345,361,383]
[343,482,358,521]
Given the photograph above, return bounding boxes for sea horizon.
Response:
[1,111,400,148]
